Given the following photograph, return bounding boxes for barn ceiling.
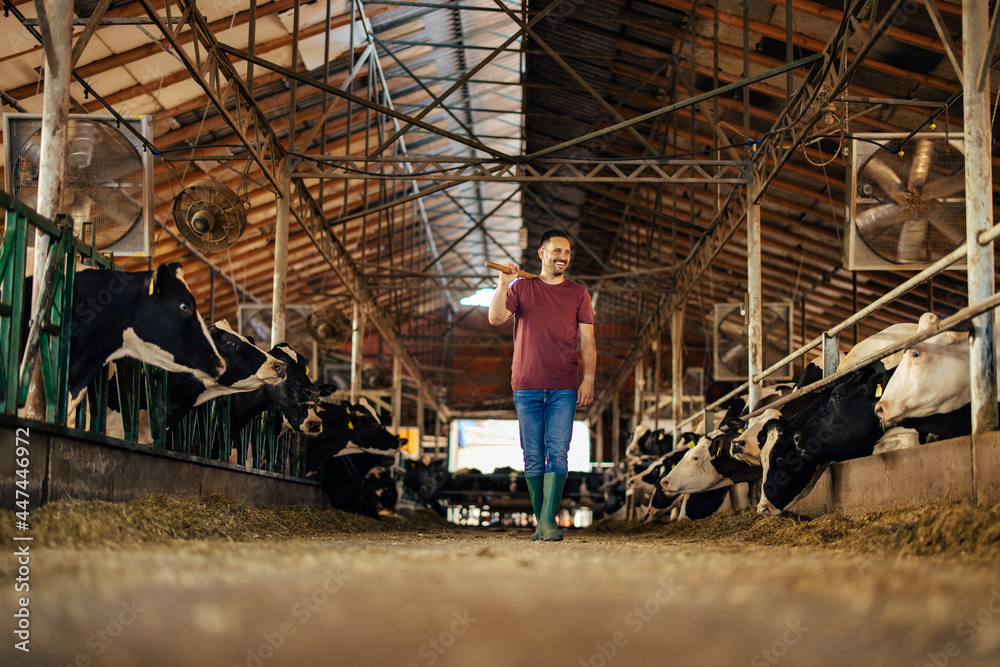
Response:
[1,0,998,427]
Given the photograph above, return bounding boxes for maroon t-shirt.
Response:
[505,277,595,391]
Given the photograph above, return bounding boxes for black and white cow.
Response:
[305,400,402,469]
[625,425,675,462]
[730,362,825,465]
[318,452,398,519]
[757,363,891,516]
[69,263,224,411]
[403,458,451,517]
[304,399,403,517]
[229,343,321,436]
[165,321,286,426]
[661,426,762,495]
[105,323,289,444]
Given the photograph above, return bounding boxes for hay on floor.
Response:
[0,495,455,548]
[585,500,1000,562]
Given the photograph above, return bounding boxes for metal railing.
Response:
[0,190,311,480]
[674,220,1000,436]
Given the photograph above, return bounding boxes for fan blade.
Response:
[856,202,911,235]
[862,157,909,206]
[922,199,965,245]
[922,173,965,200]
[907,138,934,192]
[897,216,928,263]
[83,185,141,247]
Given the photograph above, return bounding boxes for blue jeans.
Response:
[513,389,577,476]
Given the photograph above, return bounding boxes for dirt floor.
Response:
[4,497,1000,666]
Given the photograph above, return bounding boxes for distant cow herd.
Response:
[53,263,995,525]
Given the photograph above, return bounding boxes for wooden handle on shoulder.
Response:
[485,261,536,279]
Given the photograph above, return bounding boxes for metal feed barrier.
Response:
[0,189,311,481]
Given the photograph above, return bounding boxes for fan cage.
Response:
[171,180,247,253]
[712,302,794,383]
[846,132,966,271]
[2,113,154,257]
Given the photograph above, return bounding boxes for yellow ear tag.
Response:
[739,428,745,434]
[687,441,695,449]
[148,278,156,296]
[875,384,883,398]
[657,432,664,440]
[348,421,354,429]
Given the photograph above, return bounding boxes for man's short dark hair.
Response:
[539,229,571,248]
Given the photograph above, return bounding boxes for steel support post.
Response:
[653,340,662,431]
[633,356,644,429]
[351,300,365,405]
[26,0,73,420]
[746,179,763,411]
[271,158,291,347]
[822,332,840,377]
[612,391,620,466]
[671,308,684,446]
[963,0,998,433]
[392,354,402,435]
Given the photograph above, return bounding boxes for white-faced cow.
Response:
[730,408,783,466]
[875,313,976,423]
[69,263,224,412]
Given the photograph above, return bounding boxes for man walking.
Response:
[488,229,596,541]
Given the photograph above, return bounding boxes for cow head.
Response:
[874,312,971,424]
[268,343,320,408]
[730,408,783,465]
[661,433,726,494]
[211,320,286,389]
[404,458,450,500]
[282,404,324,435]
[124,263,225,380]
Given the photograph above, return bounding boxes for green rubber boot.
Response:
[539,472,568,542]
[525,475,545,541]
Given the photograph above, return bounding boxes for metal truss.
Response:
[288,181,449,419]
[139,0,283,190]
[587,0,909,420]
[140,0,448,419]
[293,157,749,184]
